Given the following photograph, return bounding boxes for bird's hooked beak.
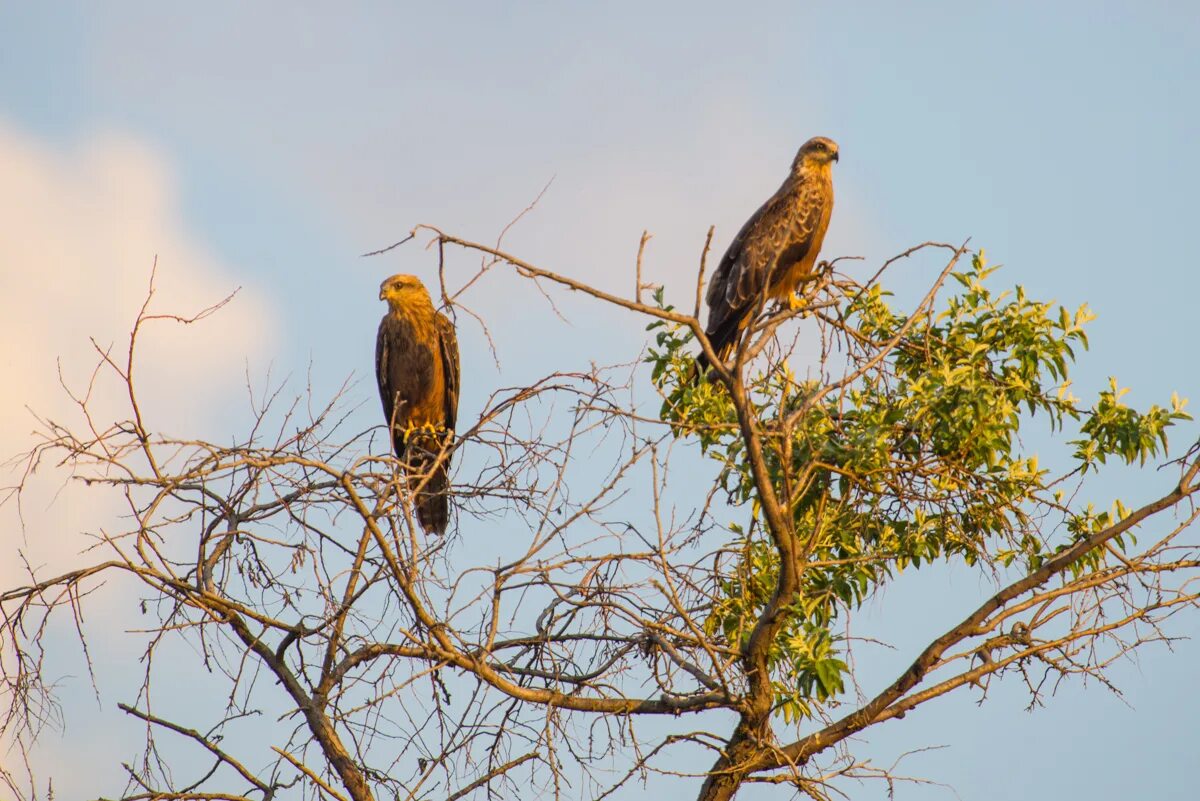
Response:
[379,288,387,301]
[832,151,839,163]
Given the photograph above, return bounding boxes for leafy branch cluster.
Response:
[647,252,1190,724]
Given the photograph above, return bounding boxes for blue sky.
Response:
[1,3,1197,799]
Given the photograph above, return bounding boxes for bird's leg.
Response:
[768,293,806,314]
[787,267,828,312]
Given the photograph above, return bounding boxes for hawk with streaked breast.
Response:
[698,136,838,373]
[376,274,461,534]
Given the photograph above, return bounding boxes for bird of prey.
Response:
[376,274,461,535]
[697,136,838,373]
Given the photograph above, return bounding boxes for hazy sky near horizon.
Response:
[2,3,1198,799]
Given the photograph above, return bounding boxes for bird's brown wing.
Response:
[375,316,401,452]
[765,178,830,295]
[703,178,795,361]
[435,311,460,432]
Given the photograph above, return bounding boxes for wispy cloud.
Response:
[0,119,276,589]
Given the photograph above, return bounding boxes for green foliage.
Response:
[1072,379,1188,471]
[646,253,1190,721]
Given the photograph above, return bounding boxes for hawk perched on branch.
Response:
[698,136,839,373]
[376,274,461,534]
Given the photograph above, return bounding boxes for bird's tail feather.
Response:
[689,351,712,384]
[690,325,737,383]
[399,429,454,535]
[413,460,450,535]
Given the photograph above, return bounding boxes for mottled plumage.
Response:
[376,274,460,534]
[698,136,838,372]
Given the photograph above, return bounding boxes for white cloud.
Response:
[0,119,276,590]
[0,119,280,799]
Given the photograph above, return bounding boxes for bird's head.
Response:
[379,274,434,310]
[793,137,839,173]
